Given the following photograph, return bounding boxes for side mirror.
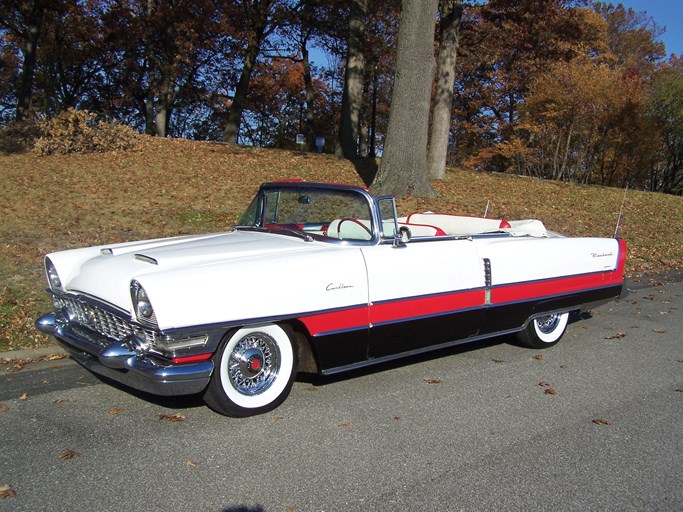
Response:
[399,226,412,243]
[390,226,411,248]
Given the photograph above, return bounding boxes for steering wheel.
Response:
[337,218,373,240]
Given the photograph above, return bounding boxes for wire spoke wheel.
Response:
[516,312,569,349]
[227,333,280,395]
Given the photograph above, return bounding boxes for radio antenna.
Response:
[613,186,628,238]
[484,199,490,218]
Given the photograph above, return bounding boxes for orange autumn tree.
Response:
[245,57,329,149]
[513,57,658,186]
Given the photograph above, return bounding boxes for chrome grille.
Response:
[54,295,158,345]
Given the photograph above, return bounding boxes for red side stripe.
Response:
[172,353,213,364]
[299,266,625,337]
[299,306,368,336]
[491,270,623,304]
[369,289,484,325]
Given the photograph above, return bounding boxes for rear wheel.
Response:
[204,324,298,417]
[516,312,569,349]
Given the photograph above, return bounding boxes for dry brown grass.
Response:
[1,136,681,351]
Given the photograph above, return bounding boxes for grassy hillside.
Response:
[1,137,681,351]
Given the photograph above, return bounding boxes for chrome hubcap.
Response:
[228,333,280,395]
[536,314,561,334]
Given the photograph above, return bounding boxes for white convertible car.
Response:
[36,181,627,416]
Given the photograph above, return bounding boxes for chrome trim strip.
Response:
[321,327,523,375]
[134,254,158,265]
[161,303,371,336]
[492,270,621,291]
[368,287,487,307]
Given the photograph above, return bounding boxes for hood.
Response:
[63,230,322,312]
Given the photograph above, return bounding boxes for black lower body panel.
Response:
[313,284,624,374]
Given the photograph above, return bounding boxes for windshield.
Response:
[238,186,374,242]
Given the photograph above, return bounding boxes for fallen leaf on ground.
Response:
[559,364,569,369]
[0,485,16,499]
[186,460,199,468]
[544,388,557,395]
[533,354,544,361]
[54,399,69,404]
[538,380,551,388]
[159,413,185,422]
[108,408,125,415]
[654,329,666,334]
[0,403,8,413]
[59,450,83,460]
[492,358,505,363]
[303,386,319,392]
[18,393,28,401]
[593,418,612,426]
[424,378,443,384]
[604,332,626,340]
[338,423,352,428]
[393,416,401,421]
[273,415,284,421]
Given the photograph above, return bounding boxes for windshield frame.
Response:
[236,182,382,245]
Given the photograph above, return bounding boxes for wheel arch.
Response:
[521,307,577,331]
[281,319,320,375]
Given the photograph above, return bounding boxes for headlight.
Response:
[131,280,158,328]
[45,257,63,291]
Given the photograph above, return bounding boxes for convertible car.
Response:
[36,181,627,416]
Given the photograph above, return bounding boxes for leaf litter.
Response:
[59,450,83,460]
[0,484,16,499]
[159,413,185,422]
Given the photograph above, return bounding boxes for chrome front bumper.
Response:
[36,312,213,396]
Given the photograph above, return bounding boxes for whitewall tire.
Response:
[204,324,298,417]
[516,312,569,349]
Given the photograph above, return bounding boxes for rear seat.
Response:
[404,213,547,237]
[397,221,446,237]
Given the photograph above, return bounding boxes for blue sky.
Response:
[620,0,683,57]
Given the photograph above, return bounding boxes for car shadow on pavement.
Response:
[89,372,206,411]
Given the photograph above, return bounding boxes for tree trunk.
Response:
[223,44,259,144]
[223,1,273,144]
[372,0,439,197]
[144,89,155,135]
[154,71,173,137]
[369,66,377,157]
[335,0,367,159]
[427,0,463,180]
[15,6,44,121]
[301,43,316,152]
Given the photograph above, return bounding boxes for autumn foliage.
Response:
[1,1,681,192]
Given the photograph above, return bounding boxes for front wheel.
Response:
[204,324,298,417]
[516,312,569,349]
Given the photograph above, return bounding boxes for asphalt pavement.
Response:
[0,278,681,511]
